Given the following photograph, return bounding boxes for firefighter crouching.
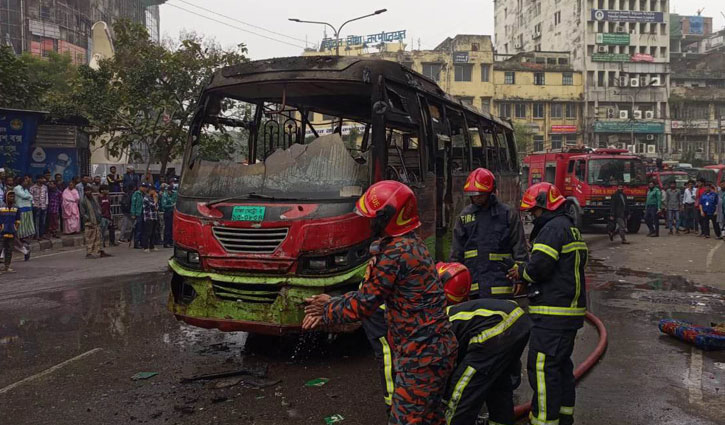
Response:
[303,181,458,425]
[451,168,528,299]
[508,182,588,425]
[362,262,532,425]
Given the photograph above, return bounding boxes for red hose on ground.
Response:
[513,311,609,418]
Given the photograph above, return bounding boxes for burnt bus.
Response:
[170,56,519,334]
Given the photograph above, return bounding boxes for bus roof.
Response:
[208,56,513,131]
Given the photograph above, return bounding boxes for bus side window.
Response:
[522,166,530,189]
[575,160,586,181]
[504,129,519,173]
[494,132,511,172]
[469,126,484,169]
[387,129,422,185]
[484,131,500,172]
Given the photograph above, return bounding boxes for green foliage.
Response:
[513,121,535,158]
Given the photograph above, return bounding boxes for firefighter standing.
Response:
[508,182,588,425]
[451,168,528,299]
[362,262,532,425]
[303,180,458,425]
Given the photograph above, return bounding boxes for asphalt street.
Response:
[0,230,723,425]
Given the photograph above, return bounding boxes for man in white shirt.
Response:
[682,180,697,234]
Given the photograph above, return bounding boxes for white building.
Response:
[494,0,671,157]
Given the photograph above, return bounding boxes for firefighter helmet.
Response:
[355,180,421,237]
[436,262,472,304]
[520,182,566,212]
[463,168,496,194]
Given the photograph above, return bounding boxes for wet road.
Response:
[1,235,724,425]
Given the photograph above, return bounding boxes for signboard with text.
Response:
[592,53,631,62]
[551,125,578,134]
[594,121,665,134]
[453,52,469,63]
[631,53,654,62]
[591,9,664,23]
[595,33,630,45]
[321,30,406,50]
[0,112,40,175]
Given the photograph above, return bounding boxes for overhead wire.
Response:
[164,3,307,49]
[173,0,308,44]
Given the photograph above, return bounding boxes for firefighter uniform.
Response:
[362,306,395,407]
[444,299,532,425]
[324,234,458,425]
[451,195,528,299]
[521,209,588,425]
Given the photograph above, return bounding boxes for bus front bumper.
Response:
[167,259,366,335]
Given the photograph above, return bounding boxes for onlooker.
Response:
[0,190,20,273]
[80,184,111,259]
[106,166,122,193]
[14,176,35,245]
[645,180,662,237]
[54,173,66,191]
[609,181,630,244]
[142,186,160,252]
[30,176,48,239]
[122,166,139,191]
[663,181,681,235]
[695,178,707,235]
[699,184,721,239]
[131,183,148,249]
[719,180,725,237]
[119,185,134,243]
[161,183,177,248]
[76,175,89,200]
[682,181,697,234]
[98,185,117,247]
[46,181,62,238]
[0,168,6,207]
[90,176,102,193]
[62,179,81,234]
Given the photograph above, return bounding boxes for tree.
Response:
[513,121,535,160]
[69,21,249,175]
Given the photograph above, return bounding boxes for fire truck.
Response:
[522,148,648,233]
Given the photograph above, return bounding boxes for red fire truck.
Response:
[522,148,648,233]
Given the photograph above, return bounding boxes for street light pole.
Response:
[289,9,387,56]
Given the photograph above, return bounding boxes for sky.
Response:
[159,0,725,59]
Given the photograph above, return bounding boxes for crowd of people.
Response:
[0,166,178,272]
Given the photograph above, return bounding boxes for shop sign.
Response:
[631,53,654,62]
[595,33,630,45]
[591,9,664,23]
[593,121,665,134]
[592,53,631,62]
[551,125,578,134]
[453,52,469,63]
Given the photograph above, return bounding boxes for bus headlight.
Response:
[175,246,201,267]
[188,252,200,264]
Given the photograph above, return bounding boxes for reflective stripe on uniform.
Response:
[488,252,513,261]
[523,268,535,283]
[491,286,514,295]
[532,243,559,260]
[572,249,582,309]
[446,365,477,424]
[447,307,507,322]
[488,421,506,425]
[379,336,394,406]
[529,414,559,425]
[464,249,478,259]
[561,241,587,253]
[529,306,587,316]
[560,406,574,415]
[535,352,547,423]
[469,307,525,344]
[470,282,480,292]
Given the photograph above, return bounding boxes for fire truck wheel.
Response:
[567,202,582,231]
[626,213,643,234]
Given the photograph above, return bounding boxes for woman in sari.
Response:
[62,179,81,234]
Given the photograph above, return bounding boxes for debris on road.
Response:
[180,365,268,383]
[324,414,344,424]
[130,372,158,381]
[305,378,329,387]
[659,319,725,350]
[211,376,281,390]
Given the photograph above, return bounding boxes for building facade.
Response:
[0,0,163,63]
[495,0,671,158]
[493,51,584,152]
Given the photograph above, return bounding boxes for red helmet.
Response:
[463,168,495,194]
[355,180,421,237]
[520,182,566,212]
[436,262,472,304]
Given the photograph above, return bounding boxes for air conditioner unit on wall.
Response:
[597,46,608,53]
[646,134,655,140]
[650,77,661,86]
[647,145,656,154]
[619,76,629,87]
[633,110,643,119]
[645,111,655,119]
[630,78,640,87]
[616,26,626,33]
[620,110,629,119]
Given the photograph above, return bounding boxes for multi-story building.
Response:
[493,51,584,152]
[495,0,671,157]
[0,0,164,64]
[670,13,713,55]
[670,52,725,162]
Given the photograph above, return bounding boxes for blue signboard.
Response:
[688,16,704,35]
[28,146,78,182]
[0,111,40,176]
[591,9,664,23]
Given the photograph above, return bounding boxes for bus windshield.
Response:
[180,96,369,201]
[587,158,646,186]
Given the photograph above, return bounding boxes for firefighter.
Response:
[451,168,528,299]
[362,262,532,425]
[507,182,588,425]
[302,180,458,425]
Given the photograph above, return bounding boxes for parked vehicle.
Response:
[704,164,725,186]
[648,171,689,189]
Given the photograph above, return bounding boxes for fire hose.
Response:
[513,311,609,418]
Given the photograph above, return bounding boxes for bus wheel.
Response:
[627,212,643,234]
[567,202,583,230]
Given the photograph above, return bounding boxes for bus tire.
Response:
[627,212,643,234]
